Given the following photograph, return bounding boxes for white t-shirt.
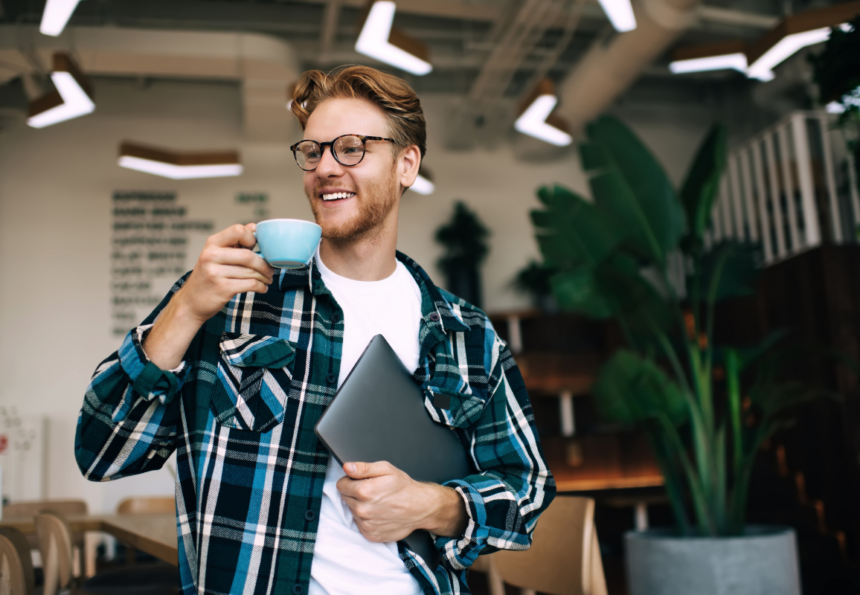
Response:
[308,248,425,595]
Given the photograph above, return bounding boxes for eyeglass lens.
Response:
[295,135,365,170]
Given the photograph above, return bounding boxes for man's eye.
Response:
[305,150,321,159]
[342,147,362,155]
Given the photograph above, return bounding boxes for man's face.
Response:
[301,98,402,243]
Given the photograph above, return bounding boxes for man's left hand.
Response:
[336,461,468,543]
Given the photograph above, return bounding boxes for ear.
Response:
[397,145,421,194]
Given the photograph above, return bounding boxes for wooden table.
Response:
[1,513,178,566]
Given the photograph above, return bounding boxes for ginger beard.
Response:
[307,161,401,244]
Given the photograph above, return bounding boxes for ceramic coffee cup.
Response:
[254,219,322,269]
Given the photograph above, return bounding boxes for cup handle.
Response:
[251,231,265,260]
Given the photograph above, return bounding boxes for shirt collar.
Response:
[276,251,473,335]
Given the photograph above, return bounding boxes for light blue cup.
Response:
[254,219,322,269]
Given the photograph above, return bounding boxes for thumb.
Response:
[343,461,380,479]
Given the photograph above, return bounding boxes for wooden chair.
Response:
[478,496,608,595]
[0,531,31,595]
[116,497,175,515]
[35,511,179,595]
[35,511,76,595]
[3,499,88,576]
[0,527,35,595]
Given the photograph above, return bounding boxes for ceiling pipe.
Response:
[555,0,700,135]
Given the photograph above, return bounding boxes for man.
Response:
[76,65,555,595]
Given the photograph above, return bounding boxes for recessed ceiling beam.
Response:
[320,0,341,56]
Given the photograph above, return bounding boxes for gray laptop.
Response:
[314,334,472,568]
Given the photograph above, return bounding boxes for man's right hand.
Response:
[142,223,275,371]
[176,223,275,324]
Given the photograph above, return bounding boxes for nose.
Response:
[315,145,343,178]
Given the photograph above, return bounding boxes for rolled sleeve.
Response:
[435,480,489,569]
[433,340,556,570]
[119,324,189,404]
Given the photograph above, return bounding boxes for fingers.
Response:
[343,461,393,480]
[209,223,258,250]
[217,264,273,285]
[336,475,377,501]
[208,246,275,277]
[227,278,270,295]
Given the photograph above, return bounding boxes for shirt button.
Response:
[331,313,340,323]
[304,509,316,521]
[312,270,321,280]
[326,373,337,384]
[292,585,304,595]
[429,312,440,322]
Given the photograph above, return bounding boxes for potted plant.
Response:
[529,115,845,594]
[435,201,490,308]
[510,259,558,312]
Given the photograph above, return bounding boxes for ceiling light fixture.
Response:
[355,1,432,76]
[40,0,82,37]
[747,27,835,81]
[411,167,435,195]
[514,79,572,147]
[118,142,243,180]
[27,52,95,128]
[670,3,860,79]
[597,0,637,33]
[669,41,749,75]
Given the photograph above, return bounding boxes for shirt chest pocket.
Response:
[210,333,297,433]
[423,388,487,430]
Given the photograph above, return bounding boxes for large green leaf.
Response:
[530,185,624,268]
[549,254,675,331]
[597,254,675,333]
[693,241,762,303]
[580,116,685,265]
[550,267,616,318]
[593,349,689,427]
[680,124,727,247]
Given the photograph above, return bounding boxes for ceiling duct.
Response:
[446,0,585,150]
[0,26,299,142]
[555,0,700,135]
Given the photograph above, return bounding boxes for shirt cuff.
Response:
[118,324,189,404]
[434,479,489,570]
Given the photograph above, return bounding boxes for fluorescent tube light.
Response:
[747,26,832,81]
[119,157,243,180]
[411,173,435,195]
[27,53,95,128]
[670,52,748,74]
[597,0,637,32]
[40,0,82,36]
[515,95,572,147]
[826,101,845,114]
[118,143,243,180]
[356,1,432,75]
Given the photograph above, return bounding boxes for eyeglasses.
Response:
[290,134,399,171]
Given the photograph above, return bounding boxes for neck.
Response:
[318,208,399,282]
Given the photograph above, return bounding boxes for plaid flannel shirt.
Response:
[76,251,555,595]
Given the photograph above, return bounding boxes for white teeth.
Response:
[321,192,355,201]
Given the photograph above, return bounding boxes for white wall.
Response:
[0,76,715,512]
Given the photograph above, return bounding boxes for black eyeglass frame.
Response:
[289,134,399,171]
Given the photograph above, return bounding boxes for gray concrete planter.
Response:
[625,525,801,595]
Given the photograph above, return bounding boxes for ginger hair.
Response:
[290,65,427,159]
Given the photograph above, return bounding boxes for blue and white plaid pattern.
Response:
[76,252,555,595]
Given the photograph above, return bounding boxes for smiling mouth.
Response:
[320,192,356,202]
